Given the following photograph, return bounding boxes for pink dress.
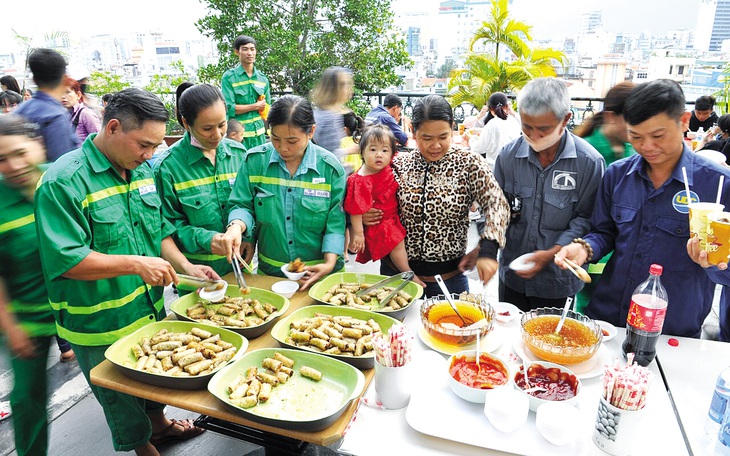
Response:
[344,165,406,263]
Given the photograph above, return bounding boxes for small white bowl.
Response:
[493,302,523,324]
[513,361,581,412]
[198,280,228,302]
[447,350,510,403]
[484,387,529,433]
[509,253,536,272]
[271,280,299,298]
[535,402,581,446]
[280,263,306,280]
[596,320,618,342]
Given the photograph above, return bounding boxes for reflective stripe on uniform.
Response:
[249,175,331,191]
[587,263,606,274]
[55,314,154,346]
[173,172,237,192]
[241,127,266,138]
[81,178,155,209]
[231,80,267,88]
[8,300,51,314]
[49,284,150,314]
[257,252,325,269]
[0,214,34,234]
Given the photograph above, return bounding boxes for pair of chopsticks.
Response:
[555,254,592,283]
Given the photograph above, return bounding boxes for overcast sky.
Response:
[2,0,701,54]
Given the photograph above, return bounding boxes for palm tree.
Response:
[447,0,567,109]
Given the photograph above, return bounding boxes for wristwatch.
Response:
[226,220,245,231]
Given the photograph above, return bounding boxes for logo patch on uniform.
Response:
[229,177,236,187]
[303,189,330,198]
[312,177,326,184]
[552,170,577,190]
[672,190,699,214]
[138,184,157,196]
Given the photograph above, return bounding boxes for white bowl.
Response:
[493,302,523,324]
[197,280,228,302]
[596,320,618,342]
[513,361,581,412]
[447,350,510,403]
[484,387,529,433]
[509,253,536,272]
[281,263,306,280]
[271,280,299,298]
[535,402,581,446]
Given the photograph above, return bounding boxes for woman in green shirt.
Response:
[154,83,249,279]
[224,95,347,290]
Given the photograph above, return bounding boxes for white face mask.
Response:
[524,122,564,152]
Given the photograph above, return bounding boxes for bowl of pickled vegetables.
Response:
[520,308,602,365]
[513,361,582,412]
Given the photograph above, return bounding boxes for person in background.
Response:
[226,118,244,143]
[572,81,636,313]
[221,35,270,149]
[556,79,730,338]
[339,110,364,174]
[22,89,33,102]
[35,88,215,455]
[154,83,248,279]
[1,90,22,114]
[696,114,730,164]
[61,78,101,142]
[468,92,521,169]
[311,66,354,154]
[0,115,60,455]
[365,93,409,147]
[366,95,510,297]
[494,77,605,312]
[1,75,21,94]
[101,93,113,116]
[223,95,346,290]
[689,95,718,134]
[14,49,80,162]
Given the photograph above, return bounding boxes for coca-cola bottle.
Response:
[621,264,668,366]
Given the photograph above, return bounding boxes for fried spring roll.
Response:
[262,357,283,372]
[177,352,205,368]
[258,382,272,403]
[135,355,149,370]
[300,366,323,382]
[274,352,295,368]
[233,396,258,409]
[152,341,183,352]
[256,370,279,386]
[190,327,213,340]
[131,344,145,360]
[184,359,213,375]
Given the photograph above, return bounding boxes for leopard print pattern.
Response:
[392,147,509,262]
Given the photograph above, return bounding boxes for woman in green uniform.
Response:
[0,115,57,456]
[154,83,248,279]
[223,95,346,290]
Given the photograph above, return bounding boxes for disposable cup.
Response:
[374,359,412,409]
[689,202,725,250]
[707,211,730,265]
[592,396,646,456]
[458,123,466,135]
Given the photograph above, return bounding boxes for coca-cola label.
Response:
[626,298,667,332]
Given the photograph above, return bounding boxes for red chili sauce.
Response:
[514,364,579,401]
[449,354,508,389]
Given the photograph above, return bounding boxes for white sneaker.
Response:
[0,401,11,421]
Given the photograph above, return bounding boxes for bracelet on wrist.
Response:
[572,238,594,262]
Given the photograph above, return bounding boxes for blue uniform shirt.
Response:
[364,105,408,146]
[584,146,730,337]
[14,91,80,162]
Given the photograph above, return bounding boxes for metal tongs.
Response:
[231,254,249,292]
[177,274,220,291]
[355,271,414,307]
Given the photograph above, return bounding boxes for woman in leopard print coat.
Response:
[376,95,510,297]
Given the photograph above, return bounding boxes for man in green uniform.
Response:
[34,89,217,456]
[221,35,271,150]
[0,116,56,456]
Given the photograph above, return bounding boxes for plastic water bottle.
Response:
[717,403,730,455]
[698,126,706,141]
[707,366,730,440]
[621,264,668,366]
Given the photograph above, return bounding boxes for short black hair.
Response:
[718,114,730,134]
[267,95,315,134]
[1,90,23,106]
[28,48,67,89]
[411,95,453,132]
[103,88,169,130]
[359,124,397,157]
[383,93,402,108]
[0,114,41,138]
[624,79,686,126]
[233,35,256,50]
[101,93,113,104]
[695,95,716,111]
[177,83,225,127]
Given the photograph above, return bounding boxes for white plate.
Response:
[513,339,611,380]
[417,326,504,356]
[509,253,536,271]
[493,302,523,324]
[197,280,228,302]
[596,320,618,342]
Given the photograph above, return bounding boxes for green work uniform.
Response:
[221,64,270,150]
[154,133,246,277]
[575,130,636,313]
[228,142,346,276]
[35,135,174,451]
[0,168,56,456]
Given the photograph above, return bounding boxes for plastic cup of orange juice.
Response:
[689,202,725,250]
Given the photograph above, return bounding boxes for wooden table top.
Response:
[90,273,374,447]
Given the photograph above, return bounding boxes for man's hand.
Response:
[7,325,37,359]
[240,242,255,265]
[362,208,383,226]
[182,263,221,282]
[458,246,480,272]
[555,243,589,269]
[211,232,235,257]
[222,222,245,263]
[253,99,266,111]
[687,236,728,270]
[515,248,560,279]
[298,263,334,291]
[135,257,177,286]
[475,258,498,285]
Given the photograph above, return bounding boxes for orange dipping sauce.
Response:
[449,354,508,390]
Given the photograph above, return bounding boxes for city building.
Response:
[695,0,730,52]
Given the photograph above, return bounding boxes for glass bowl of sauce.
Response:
[420,294,494,346]
[520,308,602,365]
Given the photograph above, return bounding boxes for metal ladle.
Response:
[434,274,469,326]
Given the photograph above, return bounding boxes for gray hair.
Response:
[517,77,571,120]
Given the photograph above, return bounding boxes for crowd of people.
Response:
[1,37,730,456]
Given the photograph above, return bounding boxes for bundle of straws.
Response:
[602,353,653,411]
[373,324,413,367]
